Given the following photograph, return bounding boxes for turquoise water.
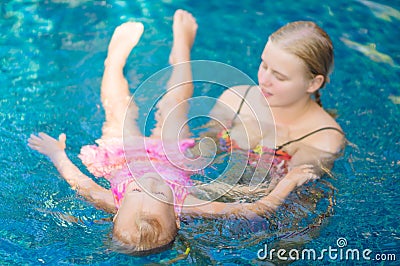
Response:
[1,0,399,264]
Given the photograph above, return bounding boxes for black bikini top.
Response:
[230,85,345,150]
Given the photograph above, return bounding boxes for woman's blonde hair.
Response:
[269,21,334,107]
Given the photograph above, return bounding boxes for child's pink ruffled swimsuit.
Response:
[78,137,195,216]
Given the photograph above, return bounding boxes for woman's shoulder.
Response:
[215,85,262,113]
[314,104,343,131]
[304,105,345,154]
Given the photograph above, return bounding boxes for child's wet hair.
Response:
[112,214,178,255]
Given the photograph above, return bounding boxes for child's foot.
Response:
[105,22,144,67]
[169,9,198,65]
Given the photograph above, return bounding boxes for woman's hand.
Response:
[28,132,67,158]
[285,164,319,187]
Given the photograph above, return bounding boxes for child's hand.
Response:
[285,164,319,187]
[28,132,67,158]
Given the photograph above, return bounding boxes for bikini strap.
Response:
[231,85,253,122]
[276,127,345,150]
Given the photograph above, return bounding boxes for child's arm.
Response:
[28,133,117,214]
[182,165,317,218]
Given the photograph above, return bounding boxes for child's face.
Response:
[126,172,175,204]
[257,40,313,107]
[113,173,178,246]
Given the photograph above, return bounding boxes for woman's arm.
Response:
[256,165,317,209]
[288,142,345,177]
[28,133,117,214]
[181,194,239,217]
[182,165,317,218]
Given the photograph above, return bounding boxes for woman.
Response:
[209,21,345,178]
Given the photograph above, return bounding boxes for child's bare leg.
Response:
[100,22,144,139]
[152,10,198,140]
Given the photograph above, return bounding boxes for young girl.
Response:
[28,10,317,255]
[208,21,346,179]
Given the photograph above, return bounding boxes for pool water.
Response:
[1,0,399,264]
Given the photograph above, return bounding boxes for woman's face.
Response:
[257,40,313,107]
[113,173,177,244]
